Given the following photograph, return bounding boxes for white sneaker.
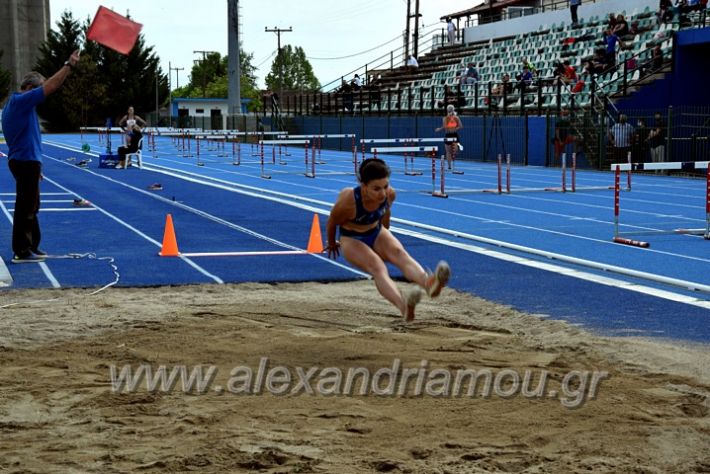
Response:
[115,164,124,169]
[426,261,451,298]
[401,287,423,322]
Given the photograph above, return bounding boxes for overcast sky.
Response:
[49,0,482,90]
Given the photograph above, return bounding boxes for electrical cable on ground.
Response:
[0,253,120,310]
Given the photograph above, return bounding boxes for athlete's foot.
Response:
[426,261,451,298]
[401,287,423,322]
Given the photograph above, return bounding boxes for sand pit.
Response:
[0,281,708,473]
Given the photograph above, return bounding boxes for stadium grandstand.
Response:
[261,0,709,171]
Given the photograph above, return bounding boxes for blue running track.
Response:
[1,133,708,343]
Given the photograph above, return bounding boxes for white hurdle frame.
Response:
[611,161,710,247]
[370,145,438,177]
[287,134,356,165]
[259,139,312,178]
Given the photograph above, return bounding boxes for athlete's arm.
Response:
[381,188,396,229]
[326,189,355,258]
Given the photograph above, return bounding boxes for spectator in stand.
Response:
[646,112,666,167]
[406,55,419,71]
[553,61,567,84]
[608,114,635,163]
[515,65,534,93]
[446,18,456,44]
[607,12,618,30]
[487,73,512,108]
[658,0,674,23]
[603,28,624,66]
[351,74,362,90]
[570,0,582,25]
[521,57,538,77]
[460,62,479,85]
[583,48,609,75]
[339,79,353,112]
[563,60,578,85]
[612,14,630,37]
[553,60,578,86]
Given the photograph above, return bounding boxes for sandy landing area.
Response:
[0,281,708,473]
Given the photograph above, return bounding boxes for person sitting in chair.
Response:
[116,123,143,169]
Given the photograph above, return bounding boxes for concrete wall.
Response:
[0,0,50,91]
[172,99,229,130]
[463,0,658,44]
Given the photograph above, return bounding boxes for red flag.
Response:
[86,6,142,56]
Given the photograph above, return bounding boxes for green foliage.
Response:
[34,11,83,131]
[32,8,262,128]
[175,48,262,113]
[265,45,320,92]
[0,50,11,103]
[34,9,169,131]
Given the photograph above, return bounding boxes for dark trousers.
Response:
[118,143,139,161]
[571,4,579,23]
[8,159,42,256]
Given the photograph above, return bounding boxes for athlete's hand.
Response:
[327,241,340,259]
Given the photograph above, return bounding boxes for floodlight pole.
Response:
[169,62,184,127]
[265,26,292,104]
[228,0,242,118]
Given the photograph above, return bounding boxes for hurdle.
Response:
[287,134,356,165]
[259,139,311,177]
[612,161,710,247]
[430,152,449,198]
[361,137,463,175]
[370,145,437,177]
[481,154,511,194]
[247,131,286,156]
[430,153,511,195]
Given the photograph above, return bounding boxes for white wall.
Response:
[175,100,229,129]
[463,0,658,43]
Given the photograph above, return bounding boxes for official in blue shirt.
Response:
[1,50,80,263]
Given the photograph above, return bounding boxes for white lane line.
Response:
[43,143,709,301]
[137,163,710,297]
[0,199,60,288]
[40,174,225,285]
[393,226,710,311]
[40,150,367,280]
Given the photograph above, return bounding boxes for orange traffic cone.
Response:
[159,214,180,256]
[306,213,324,253]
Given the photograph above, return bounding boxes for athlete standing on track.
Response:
[326,158,451,321]
[435,104,463,170]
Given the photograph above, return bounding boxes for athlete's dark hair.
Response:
[358,158,391,184]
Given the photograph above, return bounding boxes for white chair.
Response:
[125,137,144,169]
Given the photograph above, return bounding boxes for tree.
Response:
[0,50,11,103]
[34,11,84,131]
[173,48,262,113]
[80,15,168,127]
[33,9,169,130]
[265,45,320,92]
